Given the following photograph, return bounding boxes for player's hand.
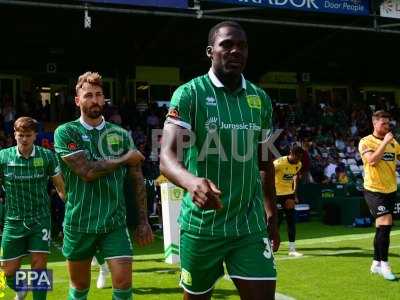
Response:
[187,177,222,210]
[270,228,280,252]
[134,222,154,247]
[267,217,280,252]
[124,150,145,166]
[294,195,299,204]
[383,132,394,144]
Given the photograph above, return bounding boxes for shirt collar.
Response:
[208,69,247,90]
[79,116,106,131]
[16,145,35,158]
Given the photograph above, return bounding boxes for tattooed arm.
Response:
[62,149,144,182]
[128,164,154,247]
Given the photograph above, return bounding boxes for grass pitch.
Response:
[4,220,400,300]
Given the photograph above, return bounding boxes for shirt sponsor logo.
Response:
[205,117,219,132]
[206,96,217,106]
[283,174,295,180]
[33,158,44,167]
[205,117,261,132]
[4,173,45,180]
[382,152,395,161]
[246,95,262,109]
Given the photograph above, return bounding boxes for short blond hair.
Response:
[14,117,39,133]
[75,71,103,95]
[372,110,391,122]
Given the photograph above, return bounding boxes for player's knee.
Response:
[2,262,20,276]
[377,214,392,226]
[31,256,47,269]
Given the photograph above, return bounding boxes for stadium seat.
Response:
[350,164,361,174]
[347,158,357,165]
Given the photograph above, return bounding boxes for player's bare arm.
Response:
[160,123,222,210]
[128,164,154,247]
[62,149,144,182]
[259,146,280,252]
[363,132,393,166]
[52,174,65,201]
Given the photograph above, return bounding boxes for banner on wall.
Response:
[380,0,400,19]
[82,0,187,9]
[207,0,370,16]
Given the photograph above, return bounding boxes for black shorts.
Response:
[364,190,396,219]
[276,194,295,208]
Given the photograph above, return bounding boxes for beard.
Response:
[83,105,103,119]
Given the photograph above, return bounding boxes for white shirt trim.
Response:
[79,116,106,131]
[208,69,247,90]
[16,145,35,158]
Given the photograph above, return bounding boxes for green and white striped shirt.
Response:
[54,117,135,233]
[0,145,60,223]
[167,70,273,237]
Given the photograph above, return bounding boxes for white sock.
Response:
[372,260,380,267]
[289,242,296,252]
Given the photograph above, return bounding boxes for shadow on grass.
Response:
[133,287,238,298]
[134,267,179,274]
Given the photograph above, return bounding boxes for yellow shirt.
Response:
[274,156,302,196]
[359,134,400,193]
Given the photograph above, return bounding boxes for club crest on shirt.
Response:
[246,95,261,109]
[33,158,44,167]
[106,134,122,146]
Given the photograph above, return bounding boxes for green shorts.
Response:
[180,230,276,295]
[0,218,51,261]
[63,226,133,261]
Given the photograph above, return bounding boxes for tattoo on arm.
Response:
[128,164,148,223]
[62,151,121,182]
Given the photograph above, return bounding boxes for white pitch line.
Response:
[283,229,400,246]
[276,292,296,300]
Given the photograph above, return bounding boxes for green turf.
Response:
[3,220,400,299]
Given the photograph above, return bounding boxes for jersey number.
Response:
[42,229,50,241]
[263,238,272,259]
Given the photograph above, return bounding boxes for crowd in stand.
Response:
[273,97,400,185]
[1,92,400,234]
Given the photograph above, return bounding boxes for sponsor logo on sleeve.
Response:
[67,143,77,151]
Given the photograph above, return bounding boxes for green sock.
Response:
[95,254,105,265]
[67,287,89,300]
[6,275,16,291]
[33,290,47,300]
[112,288,133,300]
